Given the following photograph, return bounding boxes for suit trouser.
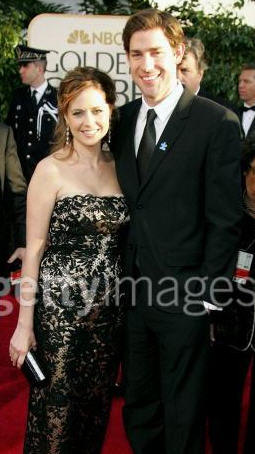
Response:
[123,299,210,454]
[208,344,255,454]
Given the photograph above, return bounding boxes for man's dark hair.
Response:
[241,63,255,72]
[242,134,255,173]
[122,8,184,53]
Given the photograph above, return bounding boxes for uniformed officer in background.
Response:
[6,45,58,182]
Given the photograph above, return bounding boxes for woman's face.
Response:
[245,157,255,200]
[65,85,111,150]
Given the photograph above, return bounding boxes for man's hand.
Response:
[8,247,26,263]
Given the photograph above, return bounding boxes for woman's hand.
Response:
[9,325,37,369]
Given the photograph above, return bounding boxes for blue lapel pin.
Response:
[159,141,168,151]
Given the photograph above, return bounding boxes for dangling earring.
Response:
[107,126,111,144]
[65,125,70,146]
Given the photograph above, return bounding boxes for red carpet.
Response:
[0,294,251,454]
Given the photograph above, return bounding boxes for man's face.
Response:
[177,52,204,93]
[127,27,184,106]
[238,69,255,105]
[18,62,42,86]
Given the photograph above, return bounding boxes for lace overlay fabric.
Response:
[24,194,129,454]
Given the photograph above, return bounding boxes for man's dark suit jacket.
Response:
[0,123,26,272]
[238,107,255,140]
[113,88,242,312]
[198,86,236,112]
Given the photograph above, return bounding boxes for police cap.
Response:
[16,45,50,64]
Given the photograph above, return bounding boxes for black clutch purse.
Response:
[22,351,47,386]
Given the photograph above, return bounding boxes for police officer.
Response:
[6,45,58,182]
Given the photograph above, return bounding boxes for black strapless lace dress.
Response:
[24,194,129,454]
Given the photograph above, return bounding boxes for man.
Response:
[178,37,233,108]
[177,37,208,95]
[0,123,26,276]
[238,63,255,139]
[207,133,255,454]
[6,45,58,182]
[112,9,242,454]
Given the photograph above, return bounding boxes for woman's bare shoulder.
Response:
[30,156,63,188]
[34,151,67,176]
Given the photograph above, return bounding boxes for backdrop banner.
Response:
[28,13,141,105]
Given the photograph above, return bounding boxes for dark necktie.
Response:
[137,109,157,182]
[241,105,255,113]
[31,89,38,109]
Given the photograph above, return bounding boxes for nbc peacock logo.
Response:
[67,30,90,44]
[67,30,122,46]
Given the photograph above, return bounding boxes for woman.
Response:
[208,135,255,454]
[9,66,129,454]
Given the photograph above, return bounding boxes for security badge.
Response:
[233,250,253,284]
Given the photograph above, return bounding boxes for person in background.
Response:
[177,37,208,95]
[178,37,235,109]
[9,66,129,454]
[6,45,58,182]
[112,8,242,454]
[238,63,255,139]
[0,122,26,276]
[208,134,255,454]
